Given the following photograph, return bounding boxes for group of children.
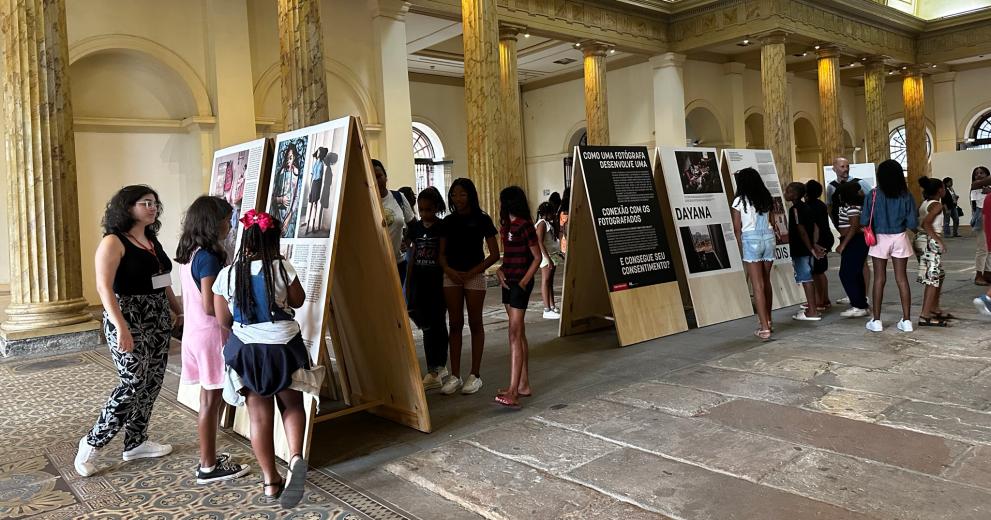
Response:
[404,180,565,408]
[733,158,954,339]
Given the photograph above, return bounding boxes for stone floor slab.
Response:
[764,449,991,520]
[532,399,637,433]
[386,441,663,520]
[658,366,829,405]
[465,419,621,474]
[599,381,729,417]
[757,343,906,369]
[568,448,871,520]
[586,406,804,481]
[888,356,990,379]
[705,398,969,475]
[881,400,991,444]
[943,446,991,490]
[707,353,835,381]
[803,388,902,422]
[817,366,991,410]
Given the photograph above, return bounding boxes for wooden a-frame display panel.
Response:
[720,149,804,309]
[559,148,688,347]
[230,117,430,463]
[652,148,754,327]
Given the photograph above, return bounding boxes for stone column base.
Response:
[0,320,102,358]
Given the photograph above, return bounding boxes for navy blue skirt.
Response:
[224,332,310,397]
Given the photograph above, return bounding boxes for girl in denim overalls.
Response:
[731,168,777,340]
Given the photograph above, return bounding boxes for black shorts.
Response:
[501,280,534,310]
[812,255,828,275]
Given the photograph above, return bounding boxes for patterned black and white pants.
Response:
[86,293,172,451]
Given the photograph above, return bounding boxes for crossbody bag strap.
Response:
[868,189,877,227]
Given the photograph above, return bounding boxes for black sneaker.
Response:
[196,455,250,484]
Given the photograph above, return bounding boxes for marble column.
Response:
[903,66,928,199]
[372,0,415,188]
[651,52,687,147]
[863,56,889,163]
[816,45,844,165]
[499,23,526,191]
[0,0,98,348]
[278,0,329,130]
[461,0,504,216]
[932,71,957,153]
[724,62,748,148]
[583,41,612,145]
[760,33,794,184]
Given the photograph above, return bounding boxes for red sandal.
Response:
[494,394,521,408]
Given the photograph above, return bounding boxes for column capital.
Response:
[371,0,411,21]
[650,52,686,70]
[759,31,788,46]
[815,45,842,60]
[499,22,527,40]
[580,40,614,57]
[902,64,926,77]
[723,61,747,75]
[932,71,957,84]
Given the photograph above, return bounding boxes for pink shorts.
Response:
[443,272,487,291]
[868,232,913,260]
[180,326,227,390]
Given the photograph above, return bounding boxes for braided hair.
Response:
[227,215,292,324]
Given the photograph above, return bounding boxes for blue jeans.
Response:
[792,255,814,284]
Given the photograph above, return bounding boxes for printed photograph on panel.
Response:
[771,196,789,246]
[676,150,723,194]
[679,224,731,274]
[269,137,309,239]
[296,127,346,239]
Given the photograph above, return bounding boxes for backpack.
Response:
[391,190,406,209]
[829,178,858,228]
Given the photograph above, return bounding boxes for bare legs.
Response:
[198,389,223,468]
[246,389,305,496]
[540,264,556,310]
[745,261,772,331]
[444,286,486,378]
[800,281,819,318]
[499,306,530,405]
[813,272,830,309]
[871,256,912,322]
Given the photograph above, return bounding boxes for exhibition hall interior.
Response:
[3,0,991,518]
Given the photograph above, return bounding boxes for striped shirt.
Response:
[500,217,537,283]
[838,204,861,229]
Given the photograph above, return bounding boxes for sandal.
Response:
[934,312,956,320]
[497,388,531,398]
[280,454,308,509]
[494,394,521,408]
[262,478,284,500]
[754,329,772,341]
[918,316,948,327]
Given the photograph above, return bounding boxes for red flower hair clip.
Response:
[240,209,275,232]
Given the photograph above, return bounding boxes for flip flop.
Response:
[497,388,531,398]
[494,395,521,408]
[918,316,948,327]
[280,455,307,509]
[754,329,771,341]
[934,312,956,320]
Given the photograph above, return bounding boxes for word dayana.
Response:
[674,206,713,221]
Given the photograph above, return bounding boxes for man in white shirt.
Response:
[825,157,873,304]
[373,159,416,284]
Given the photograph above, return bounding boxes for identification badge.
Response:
[151,272,172,289]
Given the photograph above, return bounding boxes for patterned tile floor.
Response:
[0,350,405,520]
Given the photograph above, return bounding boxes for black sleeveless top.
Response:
[112,233,173,295]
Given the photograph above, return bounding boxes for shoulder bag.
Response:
[863,189,878,247]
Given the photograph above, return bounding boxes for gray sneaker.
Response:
[440,376,462,395]
[461,374,483,394]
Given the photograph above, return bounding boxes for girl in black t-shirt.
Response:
[438,178,500,396]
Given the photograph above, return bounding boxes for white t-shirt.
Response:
[212,259,301,344]
[382,192,416,263]
[972,189,987,209]
[731,196,771,233]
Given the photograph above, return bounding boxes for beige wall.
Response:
[409,80,468,184]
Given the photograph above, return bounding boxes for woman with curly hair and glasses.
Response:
[76,185,182,477]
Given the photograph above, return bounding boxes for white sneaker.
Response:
[461,374,483,394]
[122,440,173,461]
[896,319,914,332]
[440,376,462,395]
[552,307,561,313]
[542,309,561,319]
[792,312,821,321]
[840,307,869,318]
[866,319,883,332]
[422,372,443,390]
[836,296,851,304]
[74,437,100,477]
[436,366,449,380]
[974,296,991,317]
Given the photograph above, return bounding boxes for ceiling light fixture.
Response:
[814,45,821,50]
[609,49,616,54]
[575,42,581,48]
[523,33,530,38]
[931,64,938,68]
[742,39,750,45]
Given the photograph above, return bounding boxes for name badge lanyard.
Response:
[126,233,165,274]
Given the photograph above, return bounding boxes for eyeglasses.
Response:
[135,200,162,210]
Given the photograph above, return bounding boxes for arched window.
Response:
[412,127,435,159]
[970,110,991,149]
[889,125,931,171]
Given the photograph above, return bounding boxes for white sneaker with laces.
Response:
[840,307,869,318]
[974,296,991,317]
[866,319,883,332]
[440,376,462,395]
[122,440,173,461]
[897,319,914,332]
[74,437,101,477]
[542,309,561,319]
[422,372,443,390]
[437,366,449,380]
[836,296,851,304]
[461,374,483,394]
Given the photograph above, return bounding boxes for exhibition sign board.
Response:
[177,137,273,418]
[229,117,429,462]
[559,146,687,346]
[721,149,804,309]
[655,147,753,327]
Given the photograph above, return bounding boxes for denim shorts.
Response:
[792,255,814,284]
[741,232,776,263]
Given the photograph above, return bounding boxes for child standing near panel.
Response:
[406,187,450,389]
[176,196,250,484]
[212,210,311,508]
[730,168,776,340]
[785,182,825,322]
[805,180,834,313]
[915,177,949,326]
[535,202,563,319]
[495,187,542,408]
